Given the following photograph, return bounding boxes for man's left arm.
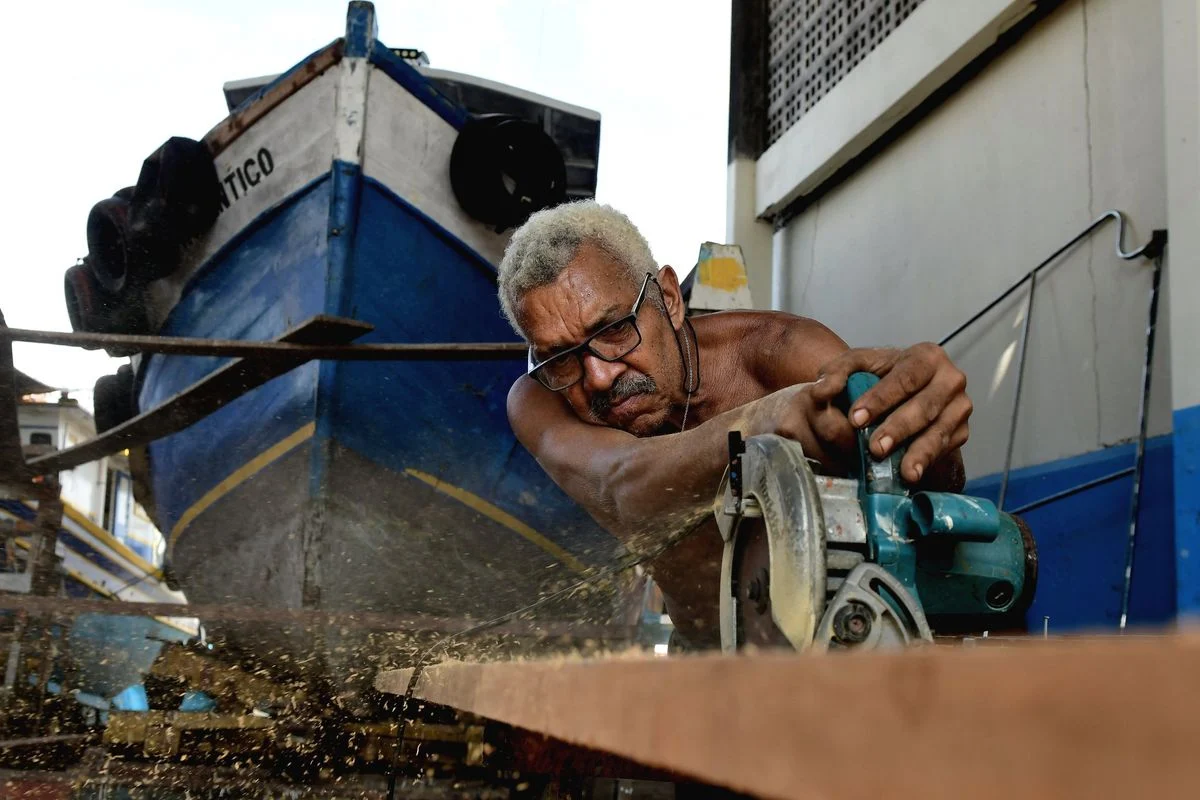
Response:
[766,323,971,493]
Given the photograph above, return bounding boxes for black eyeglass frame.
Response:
[526,272,655,391]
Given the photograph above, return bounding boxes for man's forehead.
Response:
[519,249,643,348]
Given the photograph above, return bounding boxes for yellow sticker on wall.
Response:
[699,256,750,292]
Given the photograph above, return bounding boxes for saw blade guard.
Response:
[715,433,827,652]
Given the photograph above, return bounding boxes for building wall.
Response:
[771,0,1169,479]
[1163,0,1200,616]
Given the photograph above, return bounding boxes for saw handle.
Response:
[839,372,909,494]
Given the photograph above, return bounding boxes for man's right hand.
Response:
[809,343,971,484]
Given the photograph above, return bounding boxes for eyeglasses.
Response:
[527,273,654,391]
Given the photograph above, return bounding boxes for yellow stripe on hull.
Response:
[165,424,585,576]
[403,468,586,574]
[169,422,316,549]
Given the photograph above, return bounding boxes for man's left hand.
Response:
[809,343,972,484]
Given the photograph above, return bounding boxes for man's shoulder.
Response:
[694,310,848,389]
[506,374,541,421]
[694,309,840,351]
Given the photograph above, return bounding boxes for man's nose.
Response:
[581,352,625,393]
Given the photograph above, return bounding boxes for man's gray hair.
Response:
[497,200,657,335]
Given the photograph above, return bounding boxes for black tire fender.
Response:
[450,114,567,231]
[93,364,137,434]
[126,137,221,282]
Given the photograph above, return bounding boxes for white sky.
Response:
[0,0,730,403]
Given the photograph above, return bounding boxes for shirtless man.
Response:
[499,202,972,644]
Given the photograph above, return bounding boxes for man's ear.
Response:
[656,265,687,330]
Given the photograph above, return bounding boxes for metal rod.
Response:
[1009,466,1135,515]
[997,274,1036,512]
[1119,254,1164,632]
[0,593,635,640]
[939,210,1159,347]
[0,327,528,361]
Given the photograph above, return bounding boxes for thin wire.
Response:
[1008,466,1134,515]
[1119,252,1165,631]
[679,318,697,432]
[939,210,1161,348]
[997,273,1036,512]
[107,565,161,599]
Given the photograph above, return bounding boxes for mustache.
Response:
[590,373,658,418]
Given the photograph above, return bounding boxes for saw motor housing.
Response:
[715,373,1038,652]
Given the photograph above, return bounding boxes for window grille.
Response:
[766,0,928,146]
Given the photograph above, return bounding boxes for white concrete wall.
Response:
[771,0,1169,477]
[1164,0,1200,415]
[726,157,775,310]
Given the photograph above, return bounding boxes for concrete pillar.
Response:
[726,158,775,309]
[726,0,774,310]
[1163,0,1200,615]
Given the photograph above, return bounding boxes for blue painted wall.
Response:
[967,435,1176,631]
[1173,404,1200,616]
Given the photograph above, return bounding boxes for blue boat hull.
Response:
[138,149,627,680]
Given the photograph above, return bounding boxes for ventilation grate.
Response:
[766,0,927,147]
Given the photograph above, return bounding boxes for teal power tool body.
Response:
[715,372,1038,651]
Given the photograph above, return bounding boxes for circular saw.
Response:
[714,372,1038,653]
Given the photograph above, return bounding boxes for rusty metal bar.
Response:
[22,316,371,474]
[0,593,635,641]
[1,327,528,361]
[0,734,91,749]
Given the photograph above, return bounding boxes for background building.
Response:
[726,0,1198,629]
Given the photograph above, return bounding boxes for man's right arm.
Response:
[506,378,849,551]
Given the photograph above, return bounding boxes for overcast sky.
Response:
[0,0,730,404]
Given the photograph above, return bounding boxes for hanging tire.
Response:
[450,114,567,231]
[65,262,105,337]
[86,195,133,293]
[126,137,221,282]
[64,261,149,353]
[93,364,137,434]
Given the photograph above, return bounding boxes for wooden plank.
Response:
[26,315,371,474]
[374,668,415,696]
[381,634,1200,800]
